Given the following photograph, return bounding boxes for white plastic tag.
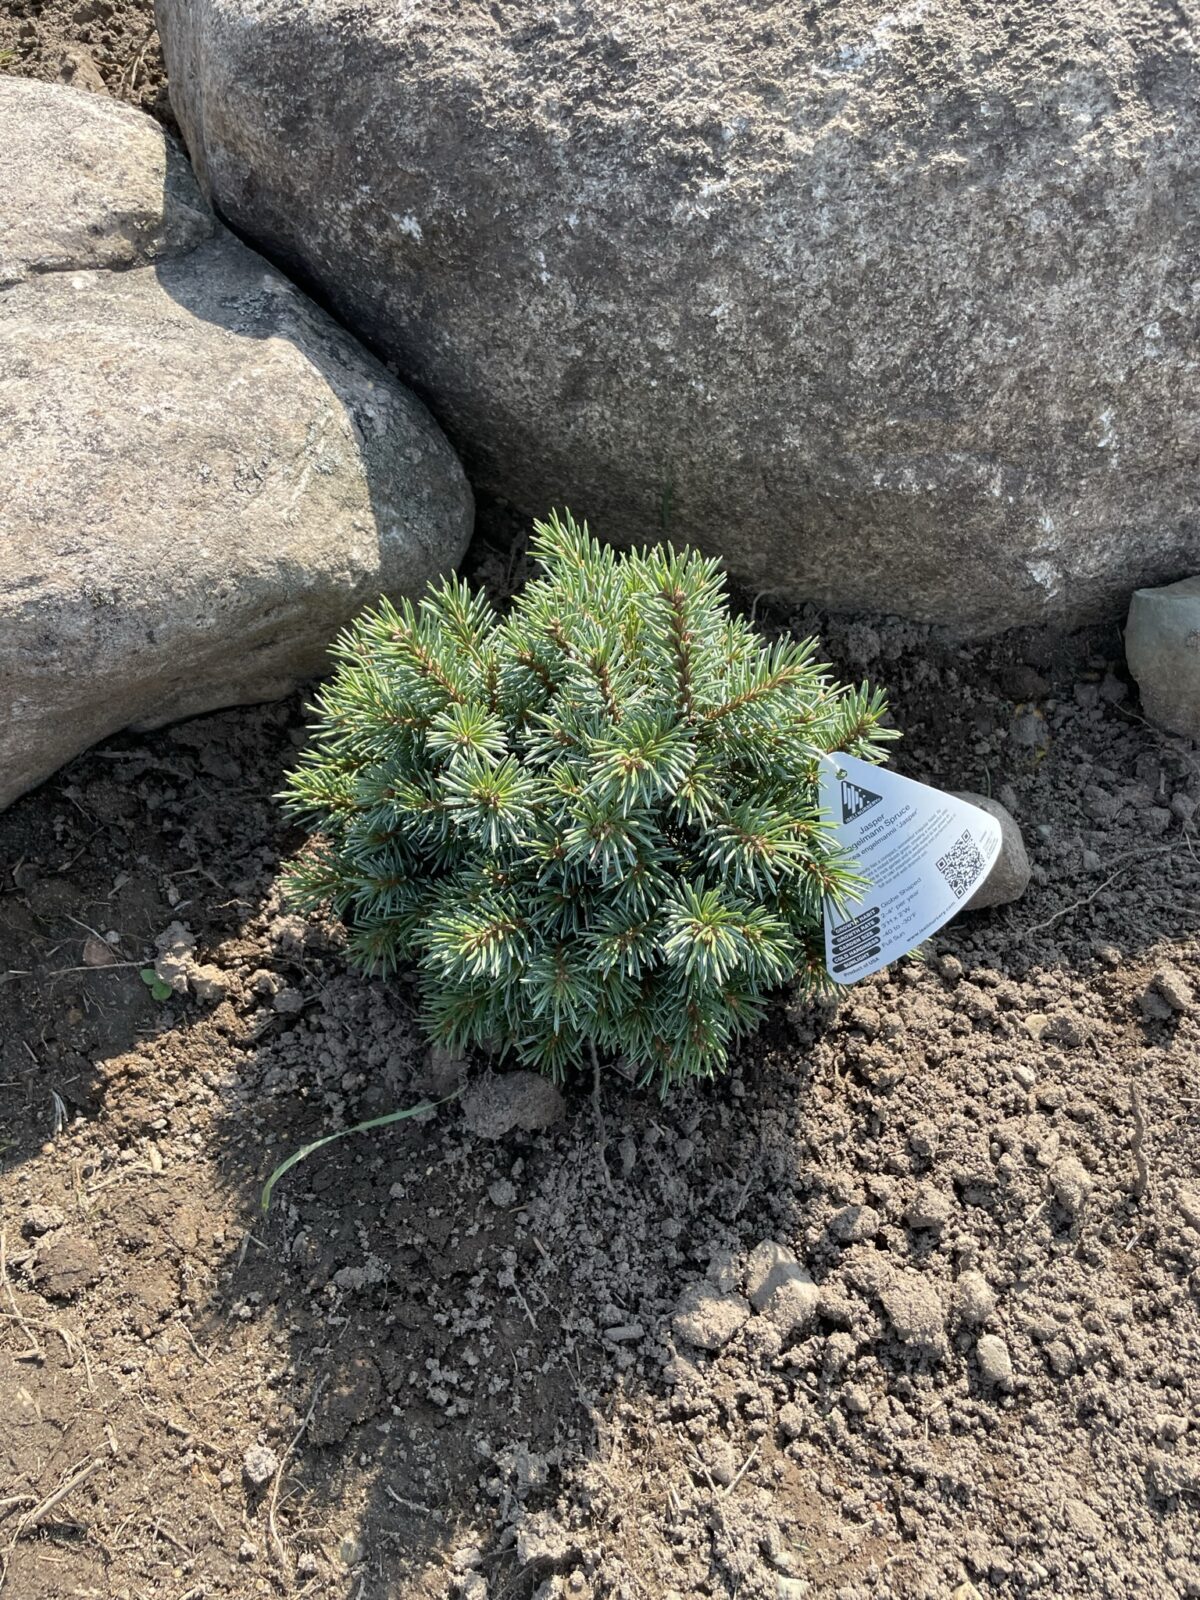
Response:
[818,752,1003,984]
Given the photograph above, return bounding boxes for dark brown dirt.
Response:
[1,26,1198,1600]
[1,526,1198,1599]
[0,0,168,124]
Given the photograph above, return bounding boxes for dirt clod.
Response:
[242,1444,279,1489]
[461,1072,565,1138]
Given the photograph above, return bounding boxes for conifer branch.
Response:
[280,511,897,1090]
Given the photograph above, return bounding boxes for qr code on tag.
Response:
[936,829,986,899]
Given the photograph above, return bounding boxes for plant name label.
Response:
[818,753,1002,984]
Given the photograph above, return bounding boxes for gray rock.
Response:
[1049,1156,1094,1218]
[953,794,1031,910]
[744,1240,807,1312]
[671,1282,750,1352]
[461,1073,565,1139]
[954,1271,998,1328]
[1149,965,1194,1015]
[975,1333,1014,1389]
[761,1276,822,1339]
[878,1271,946,1355]
[842,1385,871,1417]
[1063,1498,1104,1545]
[1126,577,1200,740]
[0,75,212,283]
[0,78,472,813]
[829,1204,881,1245]
[158,1,1200,633]
[242,1444,279,1489]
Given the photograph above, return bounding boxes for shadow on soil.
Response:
[2,596,1199,1598]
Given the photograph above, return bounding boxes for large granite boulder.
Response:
[0,77,473,813]
[156,0,1199,633]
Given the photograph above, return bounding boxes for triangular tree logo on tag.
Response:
[840,779,883,824]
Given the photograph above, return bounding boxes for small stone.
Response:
[975,1333,1013,1388]
[909,1119,939,1159]
[238,1539,257,1562]
[1044,1338,1077,1377]
[459,1575,488,1600]
[953,793,1032,909]
[242,1444,279,1489]
[1063,1497,1103,1543]
[54,47,107,95]
[339,1534,365,1567]
[671,1282,750,1352]
[1011,1062,1036,1089]
[603,1323,644,1344]
[1151,965,1193,1014]
[189,963,229,1002]
[1049,1155,1093,1218]
[487,1179,516,1208]
[1125,576,1200,740]
[878,1272,946,1353]
[954,1271,997,1327]
[708,1440,738,1486]
[842,1385,870,1415]
[905,1184,953,1230]
[271,986,305,1014]
[829,1204,881,1244]
[1023,1011,1050,1040]
[744,1240,808,1311]
[461,1073,565,1139]
[21,1204,65,1237]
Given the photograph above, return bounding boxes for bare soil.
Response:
[2,523,1198,1600]
[0,0,167,123]
[2,23,1199,1600]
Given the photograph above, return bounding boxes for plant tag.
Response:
[818,752,1003,984]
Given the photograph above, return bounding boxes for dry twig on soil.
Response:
[267,1376,326,1575]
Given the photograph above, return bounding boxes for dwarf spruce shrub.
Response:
[282,513,898,1090]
